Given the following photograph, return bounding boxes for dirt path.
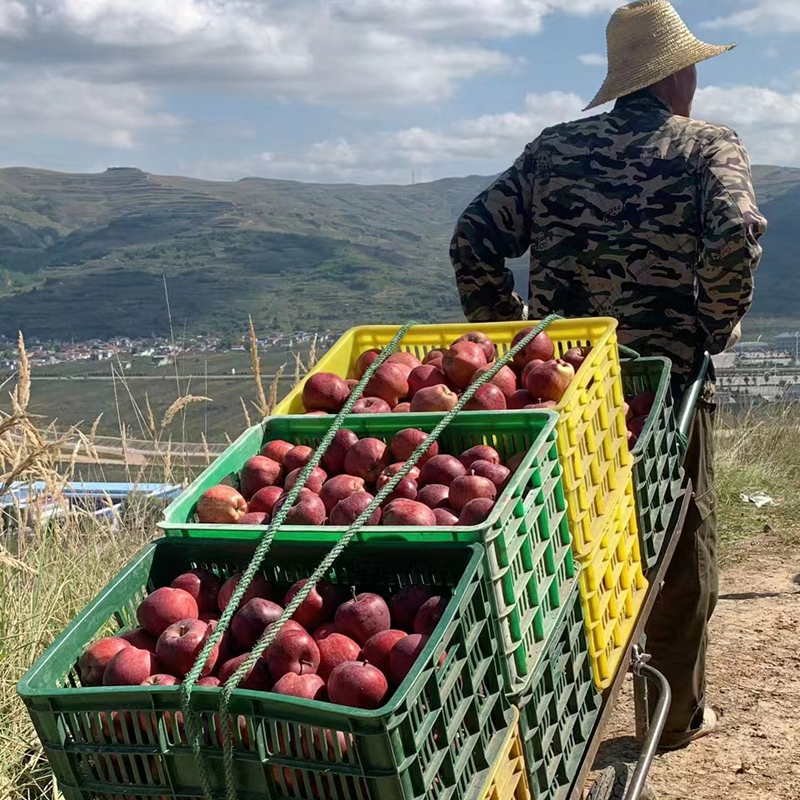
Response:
[591,547,800,800]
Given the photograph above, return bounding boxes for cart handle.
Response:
[624,649,672,800]
[676,351,710,443]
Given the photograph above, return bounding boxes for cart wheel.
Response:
[586,763,657,800]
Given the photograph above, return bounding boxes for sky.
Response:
[0,0,799,184]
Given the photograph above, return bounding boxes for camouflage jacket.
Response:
[450,91,768,379]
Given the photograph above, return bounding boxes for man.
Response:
[450,0,767,749]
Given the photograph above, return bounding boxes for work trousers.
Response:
[644,399,719,743]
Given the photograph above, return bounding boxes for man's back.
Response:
[451,90,767,381]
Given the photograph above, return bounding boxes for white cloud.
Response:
[577,52,606,66]
[704,1,800,32]
[0,0,616,107]
[0,74,180,148]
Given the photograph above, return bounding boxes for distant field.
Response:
[18,346,317,443]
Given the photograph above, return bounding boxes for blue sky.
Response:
[0,0,798,184]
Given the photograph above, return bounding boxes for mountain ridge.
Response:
[0,165,794,339]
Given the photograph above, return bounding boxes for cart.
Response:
[572,354,710,800]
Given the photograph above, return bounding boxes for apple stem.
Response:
[350,586,358,603]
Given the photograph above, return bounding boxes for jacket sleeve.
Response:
[449,142,537,322]
[697,129,767,354]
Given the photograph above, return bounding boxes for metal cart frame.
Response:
[569,353,711,800]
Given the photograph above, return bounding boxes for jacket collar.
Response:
[614,89,672,114]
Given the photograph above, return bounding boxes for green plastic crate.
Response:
[621,358,685,569]
[512,582,602,800]
[18,537,514,800]
[160,411,577,695]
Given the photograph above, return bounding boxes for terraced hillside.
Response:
[0,165,795,338]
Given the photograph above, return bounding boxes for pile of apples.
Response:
[624,390,657,447]
[196,428,524,528]
[78,569,451,713]
[298,328,590,415]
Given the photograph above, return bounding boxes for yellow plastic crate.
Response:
[479,709,532,800]
[577,479,648,690]
[273,319,632,557]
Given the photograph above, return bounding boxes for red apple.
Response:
[365,363,409,407]
[434,508,460,526]
[197,676,221,687]
[248,485,283,516]
[470,460,511,491]
[218,573,275,613]
[388,634,429,686]
[302,372,350,413]
[355,349,381,379]
[463,383,507,411]
[381,498,436,526]
[239,456,283,500]
[284,465,328,494]
[525,359,575,403]
[238,511,268,525]
[458,497,495,526]
[320,429,359,475]
[312,622,336,641]
[422,349,446,365]
[170,569,220,615]
[330,491,382,526]
[272,672,326,700]
[472,364,517,398]
[453,331,495,363]
[414,596,449,636]
[137,587,199,637]
[142,673,179,686]
[390,428,438,466]
[632,391,656,418]
[507,389,534,409]
[334,592,391,646]
[260,439,294,464]
[506,453,525,473]
[283,445,315,474]
[231,598,285,651]
[78,637,131,686]
[265,628,320,681]
[196,485,247,524]
[103,647,160,686]
[344,438,390,484]
[274,488,326,525]
[320,474,366,514]
[377,462,420,489]
[317,633,361,681]
[448,475,497,512]
[156,618,219,678]
[629,415,648,439]
[442,341,488,389]
[393,402,412,413]
[459,445,500,469]
[624,401,632,421]
[328,661,388,709]
[382,477,419,506]
[284,578,337,631]
[118,628,157,654]
[415,483,450,509]
[525,401,557,409]
[410,385,458,412]
[562,346,591,371]
[511,327,555,367]
[217,654,272,691]
[388,352,422,372]
[389,586,435,632]
[418,454,467,487]
[362,630,407,674]
[627,429,638,447]
[407,365,450,396]
[353,397,392,414]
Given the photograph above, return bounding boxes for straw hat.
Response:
[584,0,736,111]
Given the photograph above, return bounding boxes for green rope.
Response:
[182,314,562,800]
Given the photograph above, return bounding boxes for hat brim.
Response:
[583,41,736,111]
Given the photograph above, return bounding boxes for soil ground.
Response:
[589,540,800,800]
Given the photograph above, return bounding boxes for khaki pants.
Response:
[644,400,719,743]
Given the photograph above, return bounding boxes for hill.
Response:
[0,165,795,339]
